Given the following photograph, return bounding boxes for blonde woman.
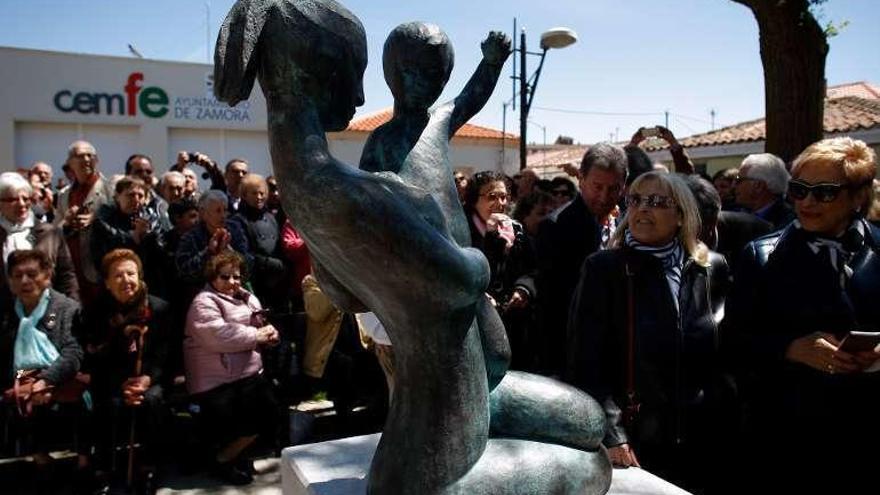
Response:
[725,137,880,493]
[567,171,729,493]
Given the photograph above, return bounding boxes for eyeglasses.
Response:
[734,175,761,185]
[626,193,675,209]
[454,175,466,183]
[480,192,508,202]
[552,189,573,197]
[787,179,849,203]
[218,273,242,281]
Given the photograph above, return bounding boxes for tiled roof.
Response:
[827,81,880,100]
[646,95,880,151]
[525,145,589,177]
[344,108,519,141]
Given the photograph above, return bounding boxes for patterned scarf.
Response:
[795,219,865,289]
[625,230,685,310]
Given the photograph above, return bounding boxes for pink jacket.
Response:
[184,285,264,395]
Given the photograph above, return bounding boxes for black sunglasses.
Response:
[788,180,848,203]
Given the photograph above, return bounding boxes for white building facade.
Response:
[0,47,518,179]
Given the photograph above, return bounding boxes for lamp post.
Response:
[513,21,577,171]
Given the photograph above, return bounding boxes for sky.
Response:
[1,0,878,145]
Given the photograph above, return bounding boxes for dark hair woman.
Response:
[184,251,279,485]
[0,249,85,478]
[724,137,880,493]
[567,171,730,493]
[79,248,171,492]
[463,171,539,371]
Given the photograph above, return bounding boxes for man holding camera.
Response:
[172,152,249,212]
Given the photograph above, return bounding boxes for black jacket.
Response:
[468,217,537,302]
[535,196,602,374]
[756,197,795,231]
[716,210,773,274]
[230,204,288,308]
[91,203,164,274]
[0,289,83,390]
[79,293,171,399]
[724,220,880,434]
[567,247,728,448]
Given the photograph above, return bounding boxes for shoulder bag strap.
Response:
[624,260,640,425]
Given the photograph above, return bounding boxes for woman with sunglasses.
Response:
[464,171,539,371]
[0,172,78,308]
[725,137,880,493]
[568,171,730,493]
[183,251,279,485]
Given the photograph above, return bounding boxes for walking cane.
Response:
[124,324,147,489]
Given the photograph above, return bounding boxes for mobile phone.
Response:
[838,331,880,353]
[641,127,660,138]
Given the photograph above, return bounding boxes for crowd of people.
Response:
[1,130,878,494]
[0,141,385,494]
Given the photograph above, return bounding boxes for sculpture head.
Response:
[215,0,368,131]
[383,22,454,111]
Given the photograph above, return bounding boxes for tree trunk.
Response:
[733,0,829,164]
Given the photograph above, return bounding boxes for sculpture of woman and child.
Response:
[215,1,610,493]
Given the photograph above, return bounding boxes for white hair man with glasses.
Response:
[734,153,795,230]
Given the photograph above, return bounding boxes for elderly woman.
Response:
[567,171,729,492]
[184,251,279,486]
[464,171,538,370]
[0,172,78,307]
[0,249,84,471]
[91,176,164,276]
[176,190,250,290]
[725,137,880,493]
[79,249,171,492]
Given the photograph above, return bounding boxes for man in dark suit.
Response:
[717,211,773,274]
[535,143,628,376]
[682,174,773,275]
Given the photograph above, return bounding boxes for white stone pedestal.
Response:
[281,433,691,495]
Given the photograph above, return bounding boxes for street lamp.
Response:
[513,21,577,171]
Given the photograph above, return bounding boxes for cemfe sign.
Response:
[53,72,169,118]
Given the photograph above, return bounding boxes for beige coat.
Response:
[54,174,113,284]
[302,274,368,378]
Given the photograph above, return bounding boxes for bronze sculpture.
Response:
[215,1,611,492]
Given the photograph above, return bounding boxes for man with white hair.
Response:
[55,140,113,303]
[175,190,251,286]
[155,171,187,230]
[734,153,795,230]
[30,161,54,189]
[160,171,187,205]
